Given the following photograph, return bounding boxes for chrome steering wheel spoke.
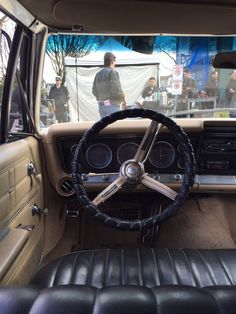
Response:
[93,176,126,206]
[141,174,177,201]
[134,120,162,163]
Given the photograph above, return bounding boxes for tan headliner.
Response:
[16,0,236,34]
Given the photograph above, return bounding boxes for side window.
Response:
[0,14,15,133]
[9,79,23,132]
[8,31,32,136]
[0,10,33,142]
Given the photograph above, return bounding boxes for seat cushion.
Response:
[2,285,236,314]
[31,248,236,288]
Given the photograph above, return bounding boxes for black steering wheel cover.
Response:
[72,109,196,231]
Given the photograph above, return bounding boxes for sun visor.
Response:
[52,0,236,34]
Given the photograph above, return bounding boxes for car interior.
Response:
[1,0,236,313]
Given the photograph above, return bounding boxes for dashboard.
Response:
[57,133,199,175]
[41,119,236,196]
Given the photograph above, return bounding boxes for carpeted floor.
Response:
[42,194,236,266]
[157,194,236,248]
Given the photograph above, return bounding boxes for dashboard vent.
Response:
[58,178,74,196]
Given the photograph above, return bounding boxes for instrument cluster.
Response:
[60,135,191,174]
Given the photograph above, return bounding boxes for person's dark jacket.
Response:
[205,78,218,97]
[142,86,159,98]
[49,85,69,107]
[183,78,198,98]
[92,67,124,105]
[225,78,236,105]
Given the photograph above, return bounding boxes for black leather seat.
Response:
[31,248,236,288]
[2,248,236,313]
[1,285,236,314]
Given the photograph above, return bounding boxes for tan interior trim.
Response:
[0,228,29,280]
[41,117,236,144]
[41,118,204,144]
[40,118,236,195]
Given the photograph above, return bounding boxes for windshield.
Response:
[41,34,236,125]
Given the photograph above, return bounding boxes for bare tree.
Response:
[46,35,104,82]
[0,16,11,80]
[154,36,177,63]
[0,15,15,100]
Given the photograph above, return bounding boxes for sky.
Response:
[43,55,56,83]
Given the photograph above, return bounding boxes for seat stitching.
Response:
[151,248,160,285]
[180,248,199,287]
[70,252,80,284]
[151,287,160,314]
[51,257,63,287]
[103,249,109,286]
[137,248,143,286]
[194,249,217,286]
[155,248,165,285]
[91,287,98,314]
[214,251,234,285]
[203,288,224,314]
[87,251,95,286]
[165,248,180,284]
[121,248,125,285]
[28,291,41,313]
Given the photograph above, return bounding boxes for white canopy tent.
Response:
[65,38,159,121]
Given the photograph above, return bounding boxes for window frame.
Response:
[0,19,35,143]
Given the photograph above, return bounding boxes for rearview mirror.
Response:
[213,51,236,69]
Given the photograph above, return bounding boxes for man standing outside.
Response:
[49,76,70,123]
[225,70,236,117]
[178,67,198,112]
[205,70,219,97]
[182,68,198,98]
[92,52,126,118]
[203,70,219,109]
[142,77,159,99]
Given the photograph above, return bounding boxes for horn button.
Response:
[120,159,144,183]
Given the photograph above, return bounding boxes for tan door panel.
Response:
[0,136,45,284]
[0,228,29,280]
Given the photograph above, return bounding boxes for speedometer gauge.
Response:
[86,143,112,169]
[149,141,175,168]
[117,142,139,164]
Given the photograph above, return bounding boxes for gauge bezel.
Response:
[149,141,175,169]
[177,144,183,154]
[177,158,185,169]
[86,143,112,169]
[117,142,139,164]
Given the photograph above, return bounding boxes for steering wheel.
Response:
[72,109,195,231]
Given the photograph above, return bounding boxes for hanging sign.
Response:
[172,64,183,95]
